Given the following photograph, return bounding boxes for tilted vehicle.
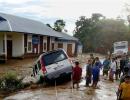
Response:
[32,49,73,82]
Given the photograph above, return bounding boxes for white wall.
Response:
[12,33,24,57]
[0,33,3,54]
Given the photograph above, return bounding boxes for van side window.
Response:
[35,65,38,74]
[33,67,35,76]
[37,61,41,70]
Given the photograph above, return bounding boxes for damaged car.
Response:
[32,49,73,82]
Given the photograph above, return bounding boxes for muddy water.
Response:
[4,78,118,100]
[4,61,119,100]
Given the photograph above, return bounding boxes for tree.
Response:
[74,14,129,53]
[74,14,104,52]
[54,19,65,32]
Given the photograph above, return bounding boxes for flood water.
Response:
[4,58,119,100]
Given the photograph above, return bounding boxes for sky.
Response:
[0,0,129,35]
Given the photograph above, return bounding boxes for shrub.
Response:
[0,71,24,92]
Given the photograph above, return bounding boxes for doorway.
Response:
[67,44,73,57]
[7,40,12,59]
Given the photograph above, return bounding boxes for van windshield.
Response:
[115,46,126,49]
[42,50,67,66]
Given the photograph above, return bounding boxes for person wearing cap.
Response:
[118,75,130,100]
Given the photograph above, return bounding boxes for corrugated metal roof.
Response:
[0,13,78,41]
[56,32,78,41]
[0,13,61,37]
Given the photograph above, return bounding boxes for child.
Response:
[86,59,92,87]
[92,62,100,88]
[118,76,130,100]
[73,61,82,89]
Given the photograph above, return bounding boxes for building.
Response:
[0,13,80,62]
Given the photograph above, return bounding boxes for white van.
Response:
[32,49,73,82]
[113,41,128,56]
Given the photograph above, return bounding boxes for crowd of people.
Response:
[72,54,102,89]
[72,53,130,100]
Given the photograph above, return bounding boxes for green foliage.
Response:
[74,14,104,52]
[0,71,24,92]
[54,19,65,32]
[74,13,129,53]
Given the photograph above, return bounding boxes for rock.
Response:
[22,76,37,85]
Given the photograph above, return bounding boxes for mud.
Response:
[1,53,119,100]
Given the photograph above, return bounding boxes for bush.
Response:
[0,71,24,92]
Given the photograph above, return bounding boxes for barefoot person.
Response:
[73,61,82,89]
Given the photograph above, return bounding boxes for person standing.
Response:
[92,62,100,88]
[120,56,126,76]
[90,53,94,60]
[120,67,129,84]
[103,56,110,78]
[109,58,116,82]
[72,61,82,89]
[86,59,92,87]
[118,76,130,100]
[115,57,120,80]
[90,53,95,66]
[95,57,102,69]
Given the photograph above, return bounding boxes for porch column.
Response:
[4,33,7,60]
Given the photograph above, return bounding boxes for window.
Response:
[34,65,38,75]
[42,50,67,66]
[28,42,32,52]
[27,35,32,53]
[37,61,41,70]
[115,46,126,49]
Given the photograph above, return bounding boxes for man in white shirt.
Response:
[109,58,116,82]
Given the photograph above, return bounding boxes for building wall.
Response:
[0,31,77,59]
[12,33,24,57]
[56,41,76,56]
